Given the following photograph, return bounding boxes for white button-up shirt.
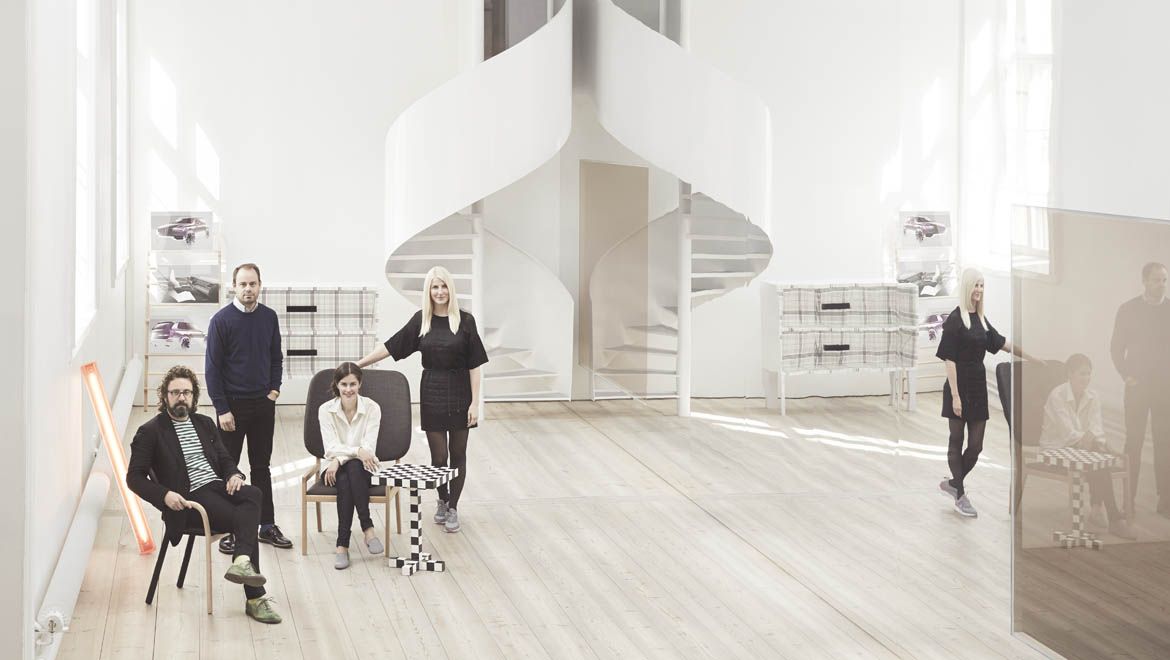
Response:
[318,395,382,473]
[1040,382,1105,449]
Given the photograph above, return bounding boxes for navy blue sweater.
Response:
[205,302,283,414]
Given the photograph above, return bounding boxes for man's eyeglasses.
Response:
[167,389,194,398]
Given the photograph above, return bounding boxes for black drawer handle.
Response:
[821,302,851,310]
[288,349,318,356]
[823,344,850,351]
[287,305,318,313]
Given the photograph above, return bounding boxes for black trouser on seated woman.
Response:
[334,459,374,548]
[947,418,986,497]
[187,482,265,600]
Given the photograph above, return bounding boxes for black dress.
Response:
[385,310,489,431]
[935,306,1006,422]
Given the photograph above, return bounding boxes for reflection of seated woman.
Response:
[1040,354,1136,539]
[319,363,384,569]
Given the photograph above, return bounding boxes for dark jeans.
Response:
[1123,383,1170,503]
[220,397,276,525]
[187,482,265,599]
[334,459,374,548]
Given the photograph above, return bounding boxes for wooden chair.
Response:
[144,495,220,614]
[999,361,1131,517]
[301,369,411,555]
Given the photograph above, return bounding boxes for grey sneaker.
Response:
[1109,518,1137,540]
[444,507,461,533]
[334,550,350,570]
[954,495,978,518]
[434,499,449,524]
[939,479,958,499]
[1088,504,1108,529]
[365,535,384,555]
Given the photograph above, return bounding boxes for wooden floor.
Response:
[63,394,1057,660]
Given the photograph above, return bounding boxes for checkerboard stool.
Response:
[1038,447,1123,550]
[372,463,459,575]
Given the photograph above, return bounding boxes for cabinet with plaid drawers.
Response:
[761,283,919,414]
[254,287,379,378]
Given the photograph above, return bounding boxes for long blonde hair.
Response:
[958,267,986,329]
[420,266,461,336]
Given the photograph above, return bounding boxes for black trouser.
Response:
[220,397,276,525]
[1123,383,1170,505]
[947,418,986,497]
[1086,468,1122,519]
[187,482,265,600]
[334,459,374,548]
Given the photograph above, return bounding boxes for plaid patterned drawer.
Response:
[779,284,917,328]
[780,328,917,371]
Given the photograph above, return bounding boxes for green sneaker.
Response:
[246,596,283,624]
[224,556,266,588]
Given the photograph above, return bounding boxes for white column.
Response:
[677,182,692,416]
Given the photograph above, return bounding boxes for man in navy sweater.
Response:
[206,263,292,552]
[1111,261,1170,519]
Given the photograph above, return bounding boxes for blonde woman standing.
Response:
[935,268,1032,517]
[357,266,488,533]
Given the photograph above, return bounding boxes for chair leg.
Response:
[145,540,169,605]
[204,535,213,615]
[384,493,391,557]
[177,535,196,588]
[395,489,402,534]
[302,497,309,556]
[316,502,322,533]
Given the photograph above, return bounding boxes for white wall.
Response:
[685,0,961,397]
[1,1,31,654]
[130,0,462,399]
[12,1,136,657]
[1050,0,1170,220]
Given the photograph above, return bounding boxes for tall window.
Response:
[1008,0,1054,270]
[75,0,97,344]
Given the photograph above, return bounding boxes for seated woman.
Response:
[319,362,384,568]
[1040,353,1136,539]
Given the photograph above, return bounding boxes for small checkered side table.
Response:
[372,463,459,575]
[1038,447,1123,550]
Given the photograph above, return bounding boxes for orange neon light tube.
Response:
[82,362,155,554]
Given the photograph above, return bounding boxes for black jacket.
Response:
[126,412,244,544]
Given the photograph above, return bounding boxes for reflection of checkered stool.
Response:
[1039,447,1123,550]
[373,463,458,575]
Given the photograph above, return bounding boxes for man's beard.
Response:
[168,402,191,418]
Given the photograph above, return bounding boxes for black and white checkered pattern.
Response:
[373,463,458,490]
[373,463,459,575]
[1038,447,1122,472]
[1039,448,1118,550]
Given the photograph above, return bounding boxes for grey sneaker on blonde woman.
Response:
[444,508,460,533]
[434,499,449,524]
[334,550,350,570]
[954,494,978,518]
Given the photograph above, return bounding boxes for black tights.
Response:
[947,418,986,497]
[427,430,469,509]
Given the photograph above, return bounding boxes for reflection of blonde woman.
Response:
[936,268,1032,517]
[356,267,488,533]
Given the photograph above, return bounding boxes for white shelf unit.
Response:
[256,286,379,379]
[761,282,919,415]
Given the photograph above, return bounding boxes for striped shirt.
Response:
[173,418,220,492]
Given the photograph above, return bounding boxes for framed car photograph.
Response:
[896,258,957,298]
[898,211,952,249]
[148,252,222,304]
[147,307,214,355]
[916,298,956,348]
[151,211,214,250]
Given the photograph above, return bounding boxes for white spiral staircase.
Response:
[382,0,772,411]
[591,193,773,399]
[382,1,574,402]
